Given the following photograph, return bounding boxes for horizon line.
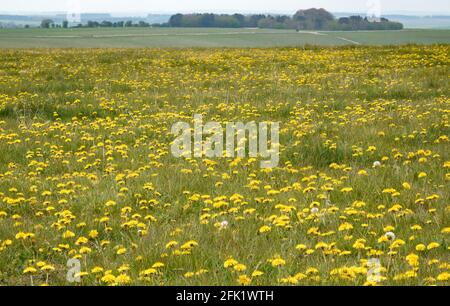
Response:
[1,10,450,16]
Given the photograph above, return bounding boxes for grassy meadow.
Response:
[0,28,449,48]
[0,45,449,286]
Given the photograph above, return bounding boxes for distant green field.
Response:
[0,27,449,48]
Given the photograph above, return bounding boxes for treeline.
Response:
[76,20,163,28]
[39,8,403,30]
[168,13,266,28]
[167,8,403,30]
[40,19,164,29]
[331,16,403,30]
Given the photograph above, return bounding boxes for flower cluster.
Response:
[0,46,448,285]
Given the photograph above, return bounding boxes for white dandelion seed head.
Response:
[373,161,382,168]
[220,220,229,228]
[385,232,395,241]
[311,207,319,214]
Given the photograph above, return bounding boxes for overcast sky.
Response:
[1,0,449,15]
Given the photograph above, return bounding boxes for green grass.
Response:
[0,46,448,286]
[0,28,449,48]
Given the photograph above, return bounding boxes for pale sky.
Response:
[1,0,449,15]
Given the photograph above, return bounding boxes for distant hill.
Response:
[0,13,171,28]
[334,13,450,29]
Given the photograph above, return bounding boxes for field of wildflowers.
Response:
[0,45,448,286]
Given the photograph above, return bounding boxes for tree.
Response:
[125,20,133,27]
[101,21,113,27]
[293,8,334,30]
[138,21,150,27]
[62,20,69,28]
[199,14,215,27]
[41,19,54,29]
[169,14,183,27]
[294,8,334,22]
[215,15,240,28]
[87,21,99,27]
[233,14,245,26]
[244,14,265,27]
